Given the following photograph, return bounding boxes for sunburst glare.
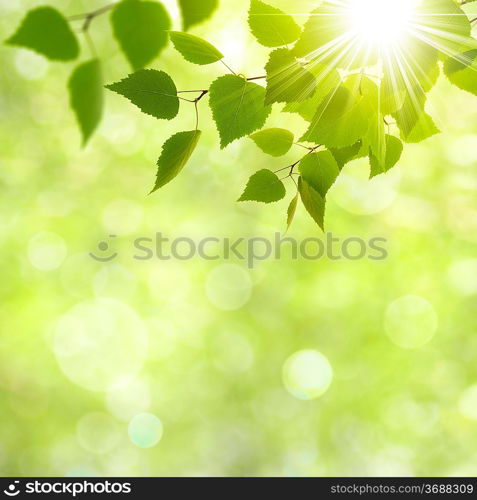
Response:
[347,0,419,48]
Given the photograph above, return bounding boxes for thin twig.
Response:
[221,60,237,75]
[69,3,117,32]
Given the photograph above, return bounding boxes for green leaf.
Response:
[5,7,79,61]
[369,135,403,178]
[444,50,477,96]
[298,177,325,231]
[249,128,294,157]
[286,193,299,232]
[330,141,364,169]
[111,0,171,70]
[393,93,439,144]
[209,75,272,148]
[283,64,341,121]
[265,48,316,105]
[68,59,104,146]
[293,5,348,59]
[301,84,368,148]
[248,0,301,48]
[152,130,202,191]
[383,38,439,97]
[169,31,223,65]
[238,169,286,203]
[299,151,340,198]
[179,0,218,31]
[415,0,471,55]
[106,69,179,120]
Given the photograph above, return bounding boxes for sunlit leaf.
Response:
[209,75,272,148]
[286,192,299,231]
[152,130,202,191]
[169,32,223,65]
[106,69,179,120]
[238,169,286,203]
[301,85,367,148]
[330,141,364,169]
[283,64,341,121]
[444,50,477,96]
[250,128,294,157]
[299,151,340,198]
[248,0,301,48]
[369,135,403,178]
[265,48,316,105]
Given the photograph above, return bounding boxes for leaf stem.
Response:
[68,2,117,31]
[221,60,237,75]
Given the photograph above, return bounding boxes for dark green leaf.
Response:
[209,75,272,148]
[238,169,286,203]
[152,130,201,191]
[111,0,171,70]
[68,59,104,146]
[298,177,325,231]
[6,7,79,61]
[248,0,301,48]
[169,31,223,65]
[249,128,294,157]
[179,0,218,31]
[106,69,179,120]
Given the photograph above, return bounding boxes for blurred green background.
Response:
[1,0,477,477]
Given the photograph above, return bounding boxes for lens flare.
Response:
[347,0,419,48]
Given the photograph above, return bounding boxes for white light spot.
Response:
[106,376,151,422]
[446,135,477,167]
[459,385,477,420]
[76,412,121,454]
[93,264,137,300]
[53,299,148,391]
[448,259,477,296]
[15,49,49,80]
[331,160,400,215]
[206,264,253,311]
[283,350,333,400]
[348,0,418,48]
[102,199,143,235]
[212,332,254,374]
[385,295,438,349]
[128,413,163,448]
[28,231,67,271]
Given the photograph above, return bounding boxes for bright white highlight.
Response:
[348,0,418,47]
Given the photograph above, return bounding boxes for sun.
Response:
[346,0,419,48]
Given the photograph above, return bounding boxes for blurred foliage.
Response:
[1,0,477,478]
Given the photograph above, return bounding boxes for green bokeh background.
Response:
[1,0,477,477]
